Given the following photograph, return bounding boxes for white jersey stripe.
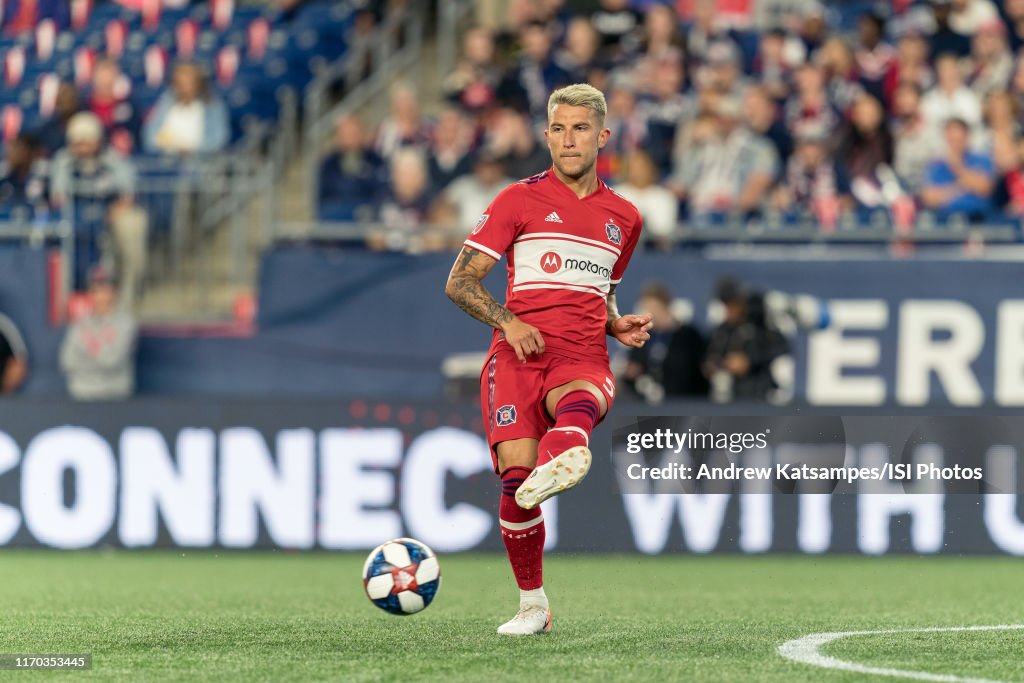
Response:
[464,240,502,261]
[513,283,608,297]
[514,279,606,293]
[514,232,621,256]
[499,515,545,531]
[515,234,620,258]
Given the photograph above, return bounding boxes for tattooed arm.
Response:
[605,283,654,348]
[445,246,545,363]
[605,284,622,334]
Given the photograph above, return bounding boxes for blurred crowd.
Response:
[0,58,231,300]
[319,0,1024,250]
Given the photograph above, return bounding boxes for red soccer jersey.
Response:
[464,168,643,361]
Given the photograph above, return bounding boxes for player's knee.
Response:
[547,381,607,417]
[496,439,538,472]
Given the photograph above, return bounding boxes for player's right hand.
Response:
[501,319,545,363]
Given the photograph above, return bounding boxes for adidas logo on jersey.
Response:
[544,211,563,223]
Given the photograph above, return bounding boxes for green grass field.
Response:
[0,551,1020,682]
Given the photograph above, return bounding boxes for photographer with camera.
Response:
[703,277,789,403]
[622,282,709,404]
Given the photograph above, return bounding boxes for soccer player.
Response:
[444,83,651,635]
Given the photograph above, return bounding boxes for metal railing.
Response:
[301,4,426,217]
[270,86,299,175]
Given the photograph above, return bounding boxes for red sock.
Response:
[537,390,600,466]
[499,465,544,590]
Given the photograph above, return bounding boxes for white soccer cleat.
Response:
[515,446,591,510]
[496,605,552,636]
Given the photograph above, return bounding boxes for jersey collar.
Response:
[547,166,605,201]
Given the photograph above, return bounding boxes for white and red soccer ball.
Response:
[362,538,441,616]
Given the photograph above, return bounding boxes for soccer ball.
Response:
[362,537,441,615]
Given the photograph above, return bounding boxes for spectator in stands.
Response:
[836,94,895,210]
[427,108,476,191]
[794,1,828,59]
[884,31,934,106]
[614,150,678,246]
[949,0,1000,39]
[590,0,643,60]
[59,264,137,401]
[372,148,435,250]
[555,16,604,82]
[0,311,27,395]
[819,37,864,115]
[500,0,565,46]
[51,112,147,299]
[1000,137,1024,215]
[621,282,708,403]
[631,4,684,88]
[0,134,48,215]
[481,108,549,180]
[35,82,82,157]
[893,82,943,197]
[981,90,1021,174]
[754,28,797,103]
[921,116,996,221]
[86,57,140,156]
[922,53,983,131]
[968,21,1013,99]
[683,0,732,68]
[375,81,430,159]
[669,109,718,214]
[497,21,574,121]
[438,154,513,235]
[639,57,692,176]
[926,0,972,57]
[143,62,229,156]
[774,126,853,228]
[442,25,502,115]
[854,13,896,103]
[785,63,841,138]
[743,85,791,163]
[601,82,648,180]
[704,277,789,403]
[697,41,750,102]
[524,0,570,39]
[317,114,386,222]
[672,99,778,220]
[1005,0,1024,53]
[1,0,68,36]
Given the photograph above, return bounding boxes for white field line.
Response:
[778,624,1024,683]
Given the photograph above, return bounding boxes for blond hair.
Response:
[547,83,607,124]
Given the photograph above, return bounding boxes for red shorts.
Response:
[479,345,616,472]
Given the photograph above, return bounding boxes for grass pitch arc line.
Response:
[778,624,1024,683]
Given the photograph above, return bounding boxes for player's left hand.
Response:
[610,314,653,348]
